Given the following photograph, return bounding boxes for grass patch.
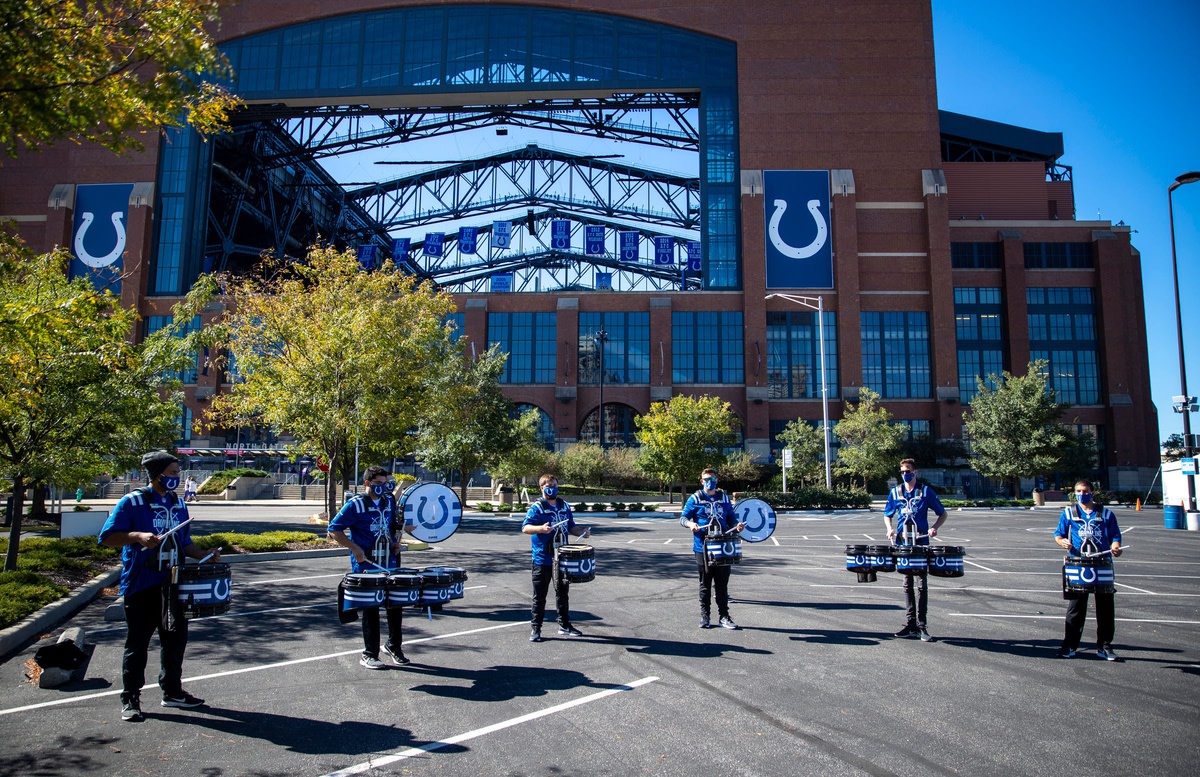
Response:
[0,537,118,629]
[192,530,334,554]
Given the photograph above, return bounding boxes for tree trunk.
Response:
[4,476,26,572]
[458,468,469,508]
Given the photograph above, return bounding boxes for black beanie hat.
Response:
[141,450,179,479]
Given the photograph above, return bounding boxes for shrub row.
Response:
[740,487,872,511]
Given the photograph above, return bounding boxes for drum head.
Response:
[733,498,776,543]
[401,482,463,543]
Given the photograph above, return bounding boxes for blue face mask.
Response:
[160,475,180,492]
[703,478,717,491]
[370,482,391,496]
[542,485,558,498]
[1077,492,1093,505]
[901,472,916,484]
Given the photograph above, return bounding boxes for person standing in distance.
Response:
[1054,480,1123,660]
[329,465,413,669]
[99,450,218,722]
[522,474,590,642]
[681,467,745,630]
[883,458,947,642]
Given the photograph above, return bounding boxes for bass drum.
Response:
[732,498,777,543]
[400,482,463,543]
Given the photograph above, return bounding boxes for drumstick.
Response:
[364,560,393,572]
[198,547,222,564]
[1085,546,1128,558]
[156,517,193,541]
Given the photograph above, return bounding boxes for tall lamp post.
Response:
[1169,171,1200,511]
[593,329,609,448]
[764,294,832,488]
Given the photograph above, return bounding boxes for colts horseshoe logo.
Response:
[768,198,827,259]
[74,211,127,268]
[212,576,232,602]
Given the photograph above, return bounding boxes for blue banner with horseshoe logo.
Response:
[70,183,134,293]
[763,170,832,289]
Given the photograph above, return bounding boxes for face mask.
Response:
[370,482,391,496]
[542,485,557,498]
[901,472,915,484]
[160,475,180,492]
[1077,492,1093,505]
[703,478,717,491]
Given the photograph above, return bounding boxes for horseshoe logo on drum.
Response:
[1079,566,1097,584]
[768,198,827,259]
[579,557,595,574]
[855,554,867,565]
[743,506,767,533]
[416,495,452,530]
[74,211,127,268]
[212,577,231,602]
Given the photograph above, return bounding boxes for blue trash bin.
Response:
[1164,504,1185,529]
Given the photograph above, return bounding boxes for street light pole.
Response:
[1168,171,1200,511]
[765,294,832,488]
[593,329,609,448]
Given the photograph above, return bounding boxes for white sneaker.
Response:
[359,654,387,670]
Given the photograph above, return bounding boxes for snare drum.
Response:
[421,566,468,599]
[704,536,742,567]
[416,567,455,604]
[1062,555,1115,597]
[175,563,232,619]
[340,572,388,611]
[557,544,596,583]
[845,545,878,583]
[866,544,896,573]
[892,545,929,575]
[385,570,423,606]
[928,546,965,578]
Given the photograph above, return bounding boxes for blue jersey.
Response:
[523,498,574,566]
[329,492,403,572]
[681,489,737,553]
[98,488,192,596]
[884,484,945,545]
[1055,504,1121,554]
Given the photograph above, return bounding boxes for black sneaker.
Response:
[718,616,740,630]
[699,616,711,629]
[894,625,918,638]
[121,696,144,722]
[918,628,935,643]
[161,691,204,708]
[382,644,410,665]
[558,624,583,637]
[1096,645,1120,662]
[530,628,543,643]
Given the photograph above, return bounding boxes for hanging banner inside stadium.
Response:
[551,219,570,250]
[686,241,702,271]
[492,220,511,248]
[70,183,134,293]
[425,232,445,257]
[763,170,832,289]
[654,237,673,266]
[491,273,512,292]
[596,272,612,290]
[585,225,605,255]
[357,245,378,270]
[392,238,410,261]
[459,226,478,254]
[619,232,639,262]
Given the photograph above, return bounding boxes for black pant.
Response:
[121,584,188,702]
[1062,591,1115,650]
[531,563,570,628]
[362,606,404,658]
[901,571,928,628]
[695,553,732,619]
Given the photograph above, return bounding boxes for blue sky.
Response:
[931,0,1200,450]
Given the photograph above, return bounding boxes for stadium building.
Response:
[0,0,1159,494]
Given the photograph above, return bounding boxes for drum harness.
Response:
[536,498,573,587]
[689,490,738,572]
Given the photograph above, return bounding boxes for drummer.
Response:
[1053,479,1123,661]
[98,450,218,722]
[883,458,947,642]
[681,467,745,630]
[522,474,590,642]
[329,466,414,669]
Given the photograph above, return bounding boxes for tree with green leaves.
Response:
[963,360,1068,497]
[635,394,741,499]
[489,408,557,491]
[1056,426,1099,487]
[178,247,458,517]
[833,388,903,490]
[775,419,826,487]
[0,238,183,570]
[0,0,241,157]
[416,344,521,505]
[1162,433,1185,462]
[559,443,607,489]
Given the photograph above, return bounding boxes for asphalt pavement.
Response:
[1,504,1197,777]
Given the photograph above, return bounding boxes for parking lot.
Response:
[1,506,1197,776]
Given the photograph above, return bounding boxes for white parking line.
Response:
[0,621,527,717]
[950,613,1200,625]
[965,559,1001,573]
[318,675,659,777]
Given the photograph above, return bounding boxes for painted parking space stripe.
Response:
[0,621,527,717]
[949,613,1200,625]
[318,675,659,777]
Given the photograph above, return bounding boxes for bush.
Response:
[72,504,92,512]
[476,502,494,512]
[199,468,269,495]
[192,531,328,553]
[574,502,588,511]
[591,502,608,511]
[0,570,68,629]
[742,487,872,510]
[610,502,626,512]
[643,503,658,512]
